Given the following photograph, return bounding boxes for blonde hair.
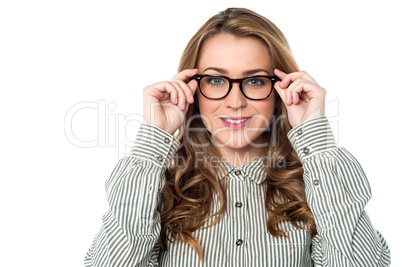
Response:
[158,7,316,262]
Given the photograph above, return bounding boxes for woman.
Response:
[85,8,391,266]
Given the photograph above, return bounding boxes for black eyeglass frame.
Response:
[193,74,281,100]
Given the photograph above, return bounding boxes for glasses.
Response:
[193,74,280,100]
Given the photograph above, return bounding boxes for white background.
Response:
[1,0,401,266]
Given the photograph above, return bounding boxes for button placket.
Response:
[231,170,246,251]
[233,170,244,209]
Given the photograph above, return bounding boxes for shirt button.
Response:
[236,239,243,246]
[313,179,320,186]
[163,137,170,144]
[234,170,241,176]
[156,155,163,162]
[303,148,310,154]
[235,202,243,208]
[297,129,303,135]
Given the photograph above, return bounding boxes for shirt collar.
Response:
[218,157,267,185]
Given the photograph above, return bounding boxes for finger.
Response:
[274,70,294,105]
[164,82,179,105]
[273,81,288,105]
[172,79,195,103]
[292,90,301,105]
[171,68,199,82]
[274,69,287,80]
[144,84,167,101]
[275,69,297,90]
[275,70,317,89]
[287,79,315,94]
[280,78,307,105]
[151,81,180,105]
[286,79,304,104]
[275,69,293,89]
[171,81,188,110]
[187,79,198,93]
[287,79,318,104]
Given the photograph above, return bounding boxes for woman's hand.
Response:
[142,69,199,135]
[273,69,326,128]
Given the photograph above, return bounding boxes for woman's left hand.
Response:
[273,69,326,128]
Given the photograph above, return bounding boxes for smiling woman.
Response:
[196,34,278,163]
[84,7,391,267]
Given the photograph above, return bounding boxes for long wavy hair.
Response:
[158,7,316,261]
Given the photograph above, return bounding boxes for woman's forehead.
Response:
[198,34,272,75]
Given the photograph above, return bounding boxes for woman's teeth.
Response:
[221,118,250,124]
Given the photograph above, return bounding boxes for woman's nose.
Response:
[223,83,247,109]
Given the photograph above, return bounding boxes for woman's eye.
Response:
[246,78,265,87]
[207,77,225,85]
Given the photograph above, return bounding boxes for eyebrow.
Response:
[202,67,271,76]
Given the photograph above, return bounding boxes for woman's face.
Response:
[196,33,277,160]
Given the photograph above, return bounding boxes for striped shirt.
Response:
[84,116,391,266]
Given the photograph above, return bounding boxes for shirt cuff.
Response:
[287,116,337,162]
[129,123,180,168]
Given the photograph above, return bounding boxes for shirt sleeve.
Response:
[287,116,391,266]
[84,123,180,267]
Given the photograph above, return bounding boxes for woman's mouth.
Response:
[220,116,252,129]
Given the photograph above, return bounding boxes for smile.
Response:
[220,117,252,129]
[221,117,250,123]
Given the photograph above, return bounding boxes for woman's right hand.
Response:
[142,69,199,135]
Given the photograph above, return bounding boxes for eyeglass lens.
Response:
[199,76,272,99]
